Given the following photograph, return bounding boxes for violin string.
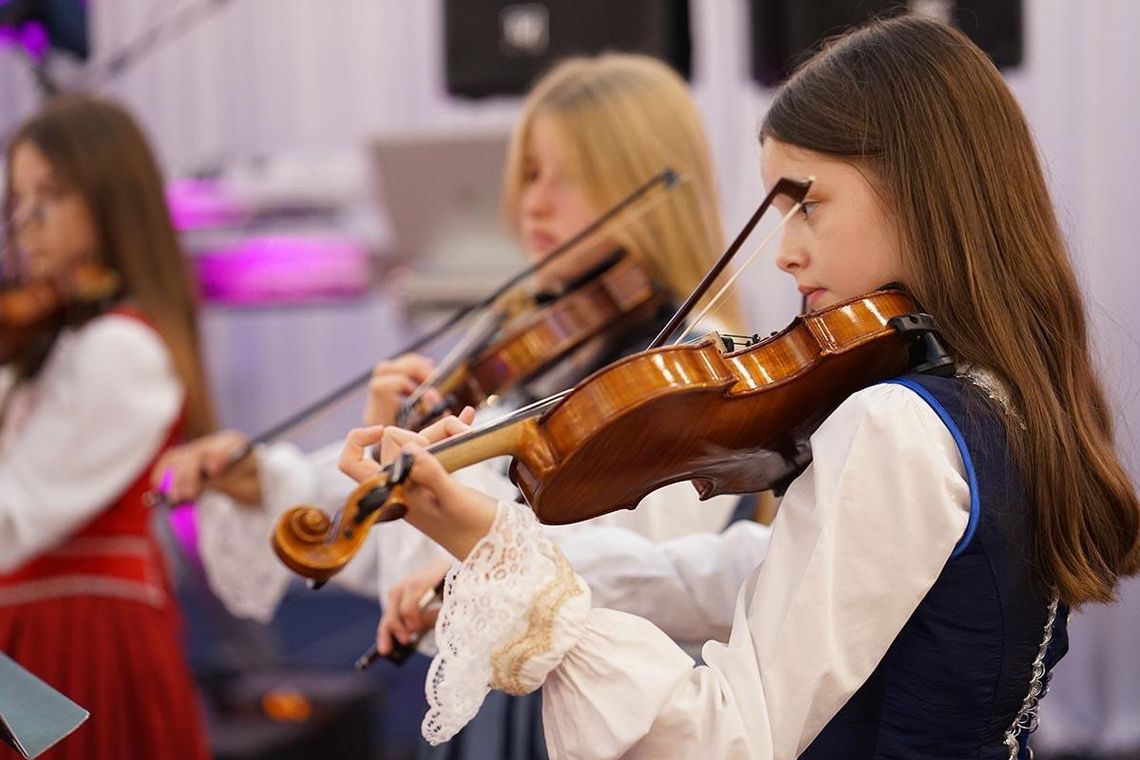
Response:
[674,202,802,345]
[368,387,571,489]
[422,388,571,458]
[352,388,569,548]
[401,175,688,413]
[647,176,812,350]
[402,306,507,413]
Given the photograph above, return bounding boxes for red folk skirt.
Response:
[0,593,210,760]
[0,485,209,759]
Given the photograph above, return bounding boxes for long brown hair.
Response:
[6,95,216,438]
[501,53,744,331]
[762,16,1138,605]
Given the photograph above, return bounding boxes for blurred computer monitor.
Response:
[371,131,518,308]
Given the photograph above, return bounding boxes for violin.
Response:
[273,289,953,583]
[400,252,668,429]
[0,262,121,365]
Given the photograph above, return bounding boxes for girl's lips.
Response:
[527,231,558,254]
[798,285,825,307]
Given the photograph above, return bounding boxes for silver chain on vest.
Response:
[1003,598,1061,759]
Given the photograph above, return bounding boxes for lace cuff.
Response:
[195,442,315,622]
[422,500,591,746]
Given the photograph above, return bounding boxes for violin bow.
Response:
[649,176,812,350]
[245,168,679,448]
[398,170,682,419]
[148,168,681,507]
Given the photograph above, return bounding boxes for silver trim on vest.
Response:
[1004,597,1060,759]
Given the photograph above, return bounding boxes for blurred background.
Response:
[1,1,1138,758]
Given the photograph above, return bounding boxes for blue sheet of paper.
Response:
[0,653,89,759]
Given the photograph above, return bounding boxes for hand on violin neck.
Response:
[363,353,437,427]
[150,429,259,505]
[339,407,494,559]
[382,408,475,463]
[398,443,497,560]
[339,407,475,483]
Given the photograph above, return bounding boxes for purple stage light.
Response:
[166,502,202,567]
[193,235,372,306]
[166,177,250,231]
[0,18,47,59]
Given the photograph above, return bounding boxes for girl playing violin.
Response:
[0,96,211,759]
[160,44,768,692]
[342,16,1140,759]
[161,52,770,760]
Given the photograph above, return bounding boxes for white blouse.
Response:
[422,382,971,757]
[195,316,761,638]
[0,314,183,573]
[194,422,757,646]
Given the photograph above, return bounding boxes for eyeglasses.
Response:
[5,185,75,236]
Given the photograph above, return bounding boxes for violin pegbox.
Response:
[354,451,415,526]
[272,451,415,586]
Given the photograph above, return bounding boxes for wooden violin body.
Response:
[512,290,918,524]
[403,254,666,426]
[0,263,120,364]
[274,290,942,582]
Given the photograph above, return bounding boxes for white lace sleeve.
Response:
[422,500,592,746]
[195,442,317,621]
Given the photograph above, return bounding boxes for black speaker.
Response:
[750,0,1023,87]
[445,0,691,98]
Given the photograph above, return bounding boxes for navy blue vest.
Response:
[800,374,1068,760]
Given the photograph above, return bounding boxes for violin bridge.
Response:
[719,333,764,353]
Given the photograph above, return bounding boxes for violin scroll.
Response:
[272,453,414,583]
[285,507,333,543]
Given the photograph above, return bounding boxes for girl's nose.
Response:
[522,177,556,219]
[775,233,806,274]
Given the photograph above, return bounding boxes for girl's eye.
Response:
[800,201,818,219]
[521,161,540,183]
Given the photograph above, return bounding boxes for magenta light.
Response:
[158,467,175,493]
[166,178,248,231]
[167,502,201,567]
[193,235,371,305]
[20,21,48,60]
[0,20,48,60]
